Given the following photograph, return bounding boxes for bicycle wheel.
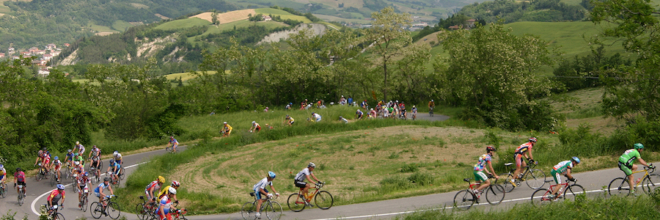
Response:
[90,202,103,219]
[530,188,550,206]
[564,184,585,201]
[106,201,121,219]
[524,169,546,190]
[266,201,283,220]
[499,173,516,192]
[642,174,660,194]
[608,177,631,196]
[36,171,42,181]
[452,190,475,210]
[486,184,505,205]
[17,191,24,206]
[136,203,148,220]
[82,195,89,212]
[53,213,65,220]
[241,202,256,220]
[0,184,5,198]
[314,191,334,210]
[50,173,56,187]
[287,193,306,212]
[120,168,126,180]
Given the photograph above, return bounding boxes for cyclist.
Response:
[356,109,363,119]
[221,122,233,137]
[47,184,66,210]
[158,181,180,204]
[88,145,101,162]
[113,151,123,165]
[90,154,102,178]
[388,105,394,119]
[157,187,177,220]
[35,149,51,174]
[619,143,654,194]
[369,108,377,119]
[74,141,86,156]
[411,105,418,120]
[511,137,537,187]
[250,121,262,133]
[94,177,114,214]
[285,115,295,126]
[428,100,435,116]
[294,162,322,205]
[146,176,166,202]
[73,152,85,166]
[473,146,499,199]
[312,112,322,122]
[169,136,179,153]
[14,167,26,195]
[0,164,5,186]
[78,172,91,208]
[73,161,84,182]
[107,160,121,182]
[253,171,280,219]
[51,156,62,182]
[548,157,580,200]
[65,149,74,167]
[339,116,348,124]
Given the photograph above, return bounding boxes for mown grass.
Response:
[155,18,211,31]
[203,20,289,35]
[397,193,660,219]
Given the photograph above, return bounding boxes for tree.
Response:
[591,0,660,122]
[436,22,557,130]
[211,9,219,25]
[364,7,412,101]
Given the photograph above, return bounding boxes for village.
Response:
[0,43,70,77]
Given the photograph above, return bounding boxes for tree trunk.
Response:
[383,56,388,101]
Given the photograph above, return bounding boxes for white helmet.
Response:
[252,121,256,124]
[308,162,316,168]
[168,187,177,195]
[223,122,227,124]
[113,151,118,157]
[74,161,80,165]
[76,141,80,145]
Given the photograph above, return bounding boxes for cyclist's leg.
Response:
[550,170,561,195]
[475,171,489,191]
[255,189,265,214]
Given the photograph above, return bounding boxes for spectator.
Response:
[347,97,353,106]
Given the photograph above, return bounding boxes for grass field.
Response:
[546,87,623,134]
[203,20,289,35]
[90,24,117,33]
[164,71,219,81]
[112,20,134,31]
[155,18,211,30]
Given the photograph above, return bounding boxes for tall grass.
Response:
[397,194,660,219]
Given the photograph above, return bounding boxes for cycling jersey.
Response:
[94,182,109,194]
[76,144,85,154]
[474,154,492,171]
[73,156,84,162]
[252,123,261,130]
[78,177,91,190]
[552,161,573,174]
[412,107,417,113]
[619,149,640,165]
[295,168,312,182]
[158,185,172,199]
[48,189,65,202]
[341,118,348,124]
[53,160,62,169]
[0,168,6,179]
[66,153,74,161]
[288,117,295,124]
[313,113,322,122]
[515,142,533,154]
[111,164,121,174]
[428,102,435,107]
[223,125,233,133]
[14,171,26,183]
[170,139,179,146]
[253,177,273,191]
[43,154,51,164]
[91,148,101,157]
[157,195,173,216]
[115,153,123,164]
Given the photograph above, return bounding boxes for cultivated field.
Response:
[193,9,257,24]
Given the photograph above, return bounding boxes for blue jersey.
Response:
[94,182,109,193]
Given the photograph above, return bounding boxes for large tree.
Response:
[364,7,413,101]
[436,22,556,130]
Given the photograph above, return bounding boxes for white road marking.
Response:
[30,162,148,216]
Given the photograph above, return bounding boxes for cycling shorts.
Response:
[54,165,61,170]
[16,181,26,186]
[91,161,101,169]
[294,180,307,189]
[43,158,51,165]
[255,126,261,131]
[550,170,561,184]
[289,121,295,125]
[116,160,122,165]
[0,175,5,180]
[618,161,634,176]
[514,154,524,167]
[254,189,269,200]
[473,171,488,182]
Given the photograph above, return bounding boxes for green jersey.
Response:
[619,149,641,165]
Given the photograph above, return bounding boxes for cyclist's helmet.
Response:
[308,162,316,168]
[67,149,72,153]
[413,105,416,108]
[634,143,644,150]
[16,167,21,172]
[93,145,97,148]
[84,172,89,177]
[54,156,59,160]
[268,171,276,179]
[339,116,343,119]
[57,184,65,190]
[74,153,79,156]
[110,160,115,165]
[158,176,165,183]
[431,100,434,102]
[168,187,177,195]
[76,141,80,145]
[172,181,180,187]
[74,161,80,165]
[252,121,256,124]
[311,112,315,115]
[43,147,47,151]
[286,115,290,118]
[0,164,3,169]
[529,137,537,143]
[104,177,110,182]
[486,146,496,153]
[38,150,43,155]
[113,151,119,157]
[223,122,227,124]
[571,157,581,164]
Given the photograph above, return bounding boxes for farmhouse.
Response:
[46,43,57,50]
[38,68,50,76]
[0,53,4,58]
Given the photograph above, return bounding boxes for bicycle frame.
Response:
[626,168,652,188]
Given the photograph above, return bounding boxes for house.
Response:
[12,56,20,60]
[263,15,272,21]
[51,50,61,56]
[8,47,15,54]
[43,54,54,61]
[0,53,4,58]
[21,51,31,56]
[466,19,476,28]
[38,68,50,77]
[46,44,57,50]
[449,25,461,30]
[64,43,70,47]
[35,50,46,55]
[28,47,39,53]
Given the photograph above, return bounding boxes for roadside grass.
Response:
[397,194,660,219]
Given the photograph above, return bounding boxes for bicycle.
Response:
[170,206,188,220]
[531,178,585,206]
[0,182,6,198]
[90,166,100,184]
[241,193,282,220]
[50,169,60,187]
[412,112,417,120]
[43,203,65,220]
[453,176,506,210]
[429,107,434,117]
[287,182,333,212]
[35,163,46,181]
[72,173,81,193]
[608,164,660,196]
[65,163,73,179]
[135,196,157,220]
[16,184,26,206]
[80,186,90,212]
[499,160,547,192]
[165,145,177,153]
[91,195,121,219]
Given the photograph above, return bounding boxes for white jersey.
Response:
[253,177,273,191]
[295,168,311,182]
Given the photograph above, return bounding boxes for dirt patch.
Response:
[155,13,169,20]
[415,31,442,46]
[192,9,256,24]
[170,126,491,202]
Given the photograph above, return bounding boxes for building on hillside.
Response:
[12,56,20,60]
[263,15,272,21]
[38,68,50,77]
[52,50,61,56]
[8,47,15,54]
[35,50,46,55]
[0,53,4,58]
[466,19,476,29]
[46,44,57,50]
[28,47,39,53]
[20,51,31,56]
[64,43,70,47]
[43,54,54,61]
[448,25,461,30]
[32,59,47,66]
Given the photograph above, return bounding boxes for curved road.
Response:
[2,115,648,220]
